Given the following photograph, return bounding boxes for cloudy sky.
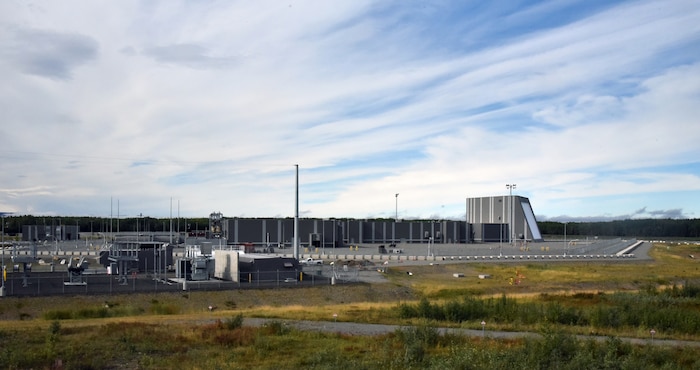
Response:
[1,0,699,222]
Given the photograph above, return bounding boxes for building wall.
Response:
[213,250,239,282]
[22,225,80,241]
[238,256,299,282]
[222,218,469,247]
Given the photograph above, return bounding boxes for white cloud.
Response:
[0,0,699,221]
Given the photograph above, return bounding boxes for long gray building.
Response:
[221,218,469,248]
[220,195,543,247]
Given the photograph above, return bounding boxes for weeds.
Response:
[224,313,244,329]
[398,289,700,335]
[43,304,144,320]
[149,301,180,315]
[0,317,698,369]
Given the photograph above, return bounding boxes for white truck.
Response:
[300,258,323,265]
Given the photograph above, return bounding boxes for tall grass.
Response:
[43,304,145,320]
[1,317,698,369]
[397,283,700,336]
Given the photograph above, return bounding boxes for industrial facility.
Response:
[218,195,543,248]
[1,194,547,296]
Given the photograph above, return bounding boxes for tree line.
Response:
[538,218,700,238]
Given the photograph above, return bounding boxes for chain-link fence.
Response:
[0,265,364,297]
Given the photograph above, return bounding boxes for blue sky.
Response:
[1,0,699,221]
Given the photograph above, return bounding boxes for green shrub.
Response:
[44,310,73,320]
[149,302,180,315]
[396,325,440,348]
[396,291,700,336]
[398,302,418,318]
[49,320,61,336]
[76,307,110,319]
[261,320,290,336]
[224,314,244,330]
[395,325,440,367]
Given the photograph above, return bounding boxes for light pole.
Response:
[564,221,568,256]
[137,213,142,243]
[395,193,399,222]
[506,184,516,245]
[294,164,299,260]
[498,216,503,257]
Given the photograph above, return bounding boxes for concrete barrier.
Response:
[616,241,643,256]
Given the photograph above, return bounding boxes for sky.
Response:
[1,0,699,222]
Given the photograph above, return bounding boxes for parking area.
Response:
[287,238,649,264]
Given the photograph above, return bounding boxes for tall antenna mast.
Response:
[293,164,299,260]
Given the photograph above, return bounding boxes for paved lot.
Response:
[293,238,649,260]
[291,239,650,284]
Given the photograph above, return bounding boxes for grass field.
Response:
[1,241,699,369]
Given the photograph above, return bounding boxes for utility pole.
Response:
[564,222,568,256]
[395,193,399,222]
[293,164,299,260]
[506,184,516,245]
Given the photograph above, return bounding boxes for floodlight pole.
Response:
[499,220,503,257]
[293,164,299,260]
[395,193,399,222]
[506,184,516,245]
[564,222,568,256]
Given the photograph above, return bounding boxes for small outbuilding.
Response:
[237,254,301,282]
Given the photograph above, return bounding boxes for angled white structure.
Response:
[466,196,544,243]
